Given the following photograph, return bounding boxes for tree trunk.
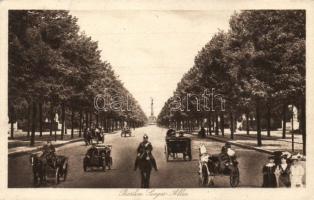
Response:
[105,117,108,130]
[84,111,87,129]
[105,119,108,132]
[10,106,14,139]
[267,105,271,137]
[39,102,43,137]
[108,119,111,132]
[27,104,31,138]
[220,113,224,136]
[89,111,93,129]
[212,118,214,135]
[71,108,74,139]
[246,112,249,135]
[256,100,262,146]
[96,113,99,128]
[282,103,287,139]
[79,110,82,137]
[215,112,219,135]
[10,106,15,139]
[10,119,14,139]
[65,122,68,134]
[102,115,105,129]
[54,111,57,142]
[30,101,37,146]
[230,113,234,139]
[300,101,306,155]
[190,120,192,132]
[208,112,212,136]
[61,103,65,140]
[50,102,53,136]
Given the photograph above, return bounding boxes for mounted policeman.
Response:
[134,134,158,188]
[134,134,158,171]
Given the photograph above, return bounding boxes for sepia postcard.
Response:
[0,0,314,200]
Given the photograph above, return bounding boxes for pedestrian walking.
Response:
[275,155,291,187]
[262,156,277,187]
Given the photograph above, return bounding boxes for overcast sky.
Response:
[70,10,235,117]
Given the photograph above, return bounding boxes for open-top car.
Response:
[83,144,112,172]
[121,127,132,137]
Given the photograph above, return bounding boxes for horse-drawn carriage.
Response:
[198,145,240,187]
[83,144,113,171]
[165,136,192,161]
[121,127,132,137]
[30,153,68,186]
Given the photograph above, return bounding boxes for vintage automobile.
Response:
[83,144,113,171]
[198,146,240,187]
[121,127,132,137]
[165,131,192,161]
[30,153,68,186]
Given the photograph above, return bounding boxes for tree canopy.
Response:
[9,10,147,141]
[157,10,305,151]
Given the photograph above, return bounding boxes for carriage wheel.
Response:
[102,159,107,172]
[188,152,192,161]
[33,173,39,186]
[54,167,60,185]
[209,176,214,187]
[198,175,203,187]
[63,163,68,181]
[165,145,169,162]
[83,158,87,172]
[106,157,112,170]
[108,157,112,170]
[230,167,240,187]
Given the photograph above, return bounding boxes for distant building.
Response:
[148,98,157,125]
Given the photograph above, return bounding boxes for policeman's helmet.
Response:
[143,134,148,139]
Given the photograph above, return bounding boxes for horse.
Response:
[29,154,46,186]
[135,150,155,188]
[199,160,214,187]
[198,145,214,187]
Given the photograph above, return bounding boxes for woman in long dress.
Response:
[262,156,277,187]
[290,156,305,188]
[275,156,291,187]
